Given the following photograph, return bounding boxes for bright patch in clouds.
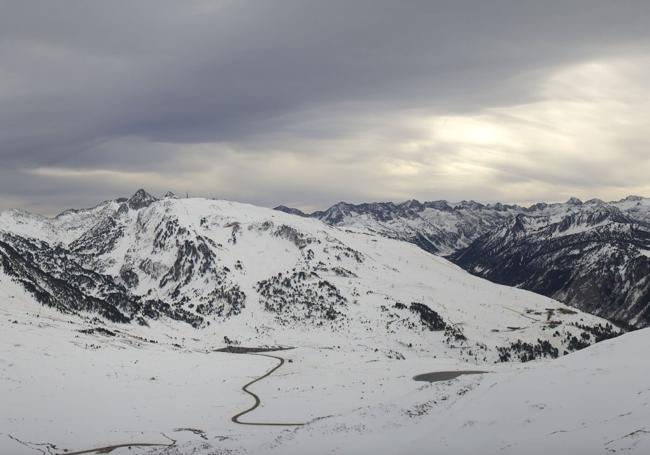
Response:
[1,1,649,213]
[19,58,650,212]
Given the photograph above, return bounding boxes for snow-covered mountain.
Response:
[276,199,523,255]
[3,190,645,455]
[2,278,646,455]
[452,199,650,328]
[278,196,650,328]
[260,326,650,455]
[0,190,619,363]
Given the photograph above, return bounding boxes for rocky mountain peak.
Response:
[527,202,548,211]
[274,205,307,217]
[455,200,485,210]
[402,199,423,210]
[127,189,158,210]
[566,197,583,205]
[622,195,644,202]
[319,202,355,223]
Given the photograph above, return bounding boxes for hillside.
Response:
[0,191,638,454]
[0,190,619,363]
[278,196,650,327]
[452,201,650,328]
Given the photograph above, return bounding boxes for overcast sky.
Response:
[1,0,650,214]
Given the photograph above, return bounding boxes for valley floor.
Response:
[2,301,649,455]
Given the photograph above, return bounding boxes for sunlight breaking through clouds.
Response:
[19,57,650,212]
[1,2,649,213]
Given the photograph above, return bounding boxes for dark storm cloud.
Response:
[1,0,650,213]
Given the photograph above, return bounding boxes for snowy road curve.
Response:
[231,353,306,427]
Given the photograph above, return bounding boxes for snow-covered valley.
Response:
[2,295,649,455]
[1,191,646,454]
[279,196,650,328]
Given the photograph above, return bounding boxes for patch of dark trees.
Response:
[497,339,559,362]
[256,270,347,324]
[409,302,447,331]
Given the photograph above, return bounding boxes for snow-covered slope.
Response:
[278,196,650,328]
[452,200,650,328]
[0,288,646,455]
[276,199,523,255]
[276,196,650,257]
[0,199,122,245]
[0,190,619,363]
[612,195,650,223]
[262,327,650,455]
[0,190,641,455]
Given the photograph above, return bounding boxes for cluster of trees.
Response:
[497,339,559,362]
[572,322,619,342]
[409,302,447,331]
[196,284,246,318]
[256,270,348,325]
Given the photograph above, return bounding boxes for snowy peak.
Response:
[452,202,650,328]
[317,201,358,224]
[275,195,650,328]
[620,195,645,202]
[452,200,486,210]
[554,204,633,232]
[0,194,620,365]
[565,196,583,206]
[127,189,158,210]
[275,198,523,254]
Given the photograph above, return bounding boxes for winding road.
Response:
[231,353,306,426]
[50,351,302,454]
[60,441,175,455]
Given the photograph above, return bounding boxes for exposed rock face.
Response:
[0,233,135,323]
[278,196,650,328]
[276,199,522,254]
[127,189,158,210]
[0,190,619,363]
[451,204,650,328]
[273,205,307,217]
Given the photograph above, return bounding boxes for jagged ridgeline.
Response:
[277,196,650,328]
[0,190,622,362]
[451,203,650,328]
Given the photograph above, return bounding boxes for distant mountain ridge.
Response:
[451,202,650,328]
[276,195,650,327]
[275,199,526,255]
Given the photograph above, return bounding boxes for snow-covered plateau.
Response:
[1,191,646,454]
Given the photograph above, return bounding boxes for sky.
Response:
[1,0,650,214]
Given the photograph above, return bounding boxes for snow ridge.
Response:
[278,196,650,327]
[0,190,621,363]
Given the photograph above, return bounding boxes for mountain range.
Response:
[0,189,619,364]
[3,189,647,454]
[276,195,650,328]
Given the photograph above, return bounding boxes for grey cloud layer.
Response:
[1,0,650,213]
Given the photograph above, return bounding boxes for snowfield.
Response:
[0,192,646,454]
[282,196,650,328]
[1,297,648,455]
[268,327,650,455]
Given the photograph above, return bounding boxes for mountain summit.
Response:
[0,192,617,363]
[127,188,158,210]
[277,195,650,327]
